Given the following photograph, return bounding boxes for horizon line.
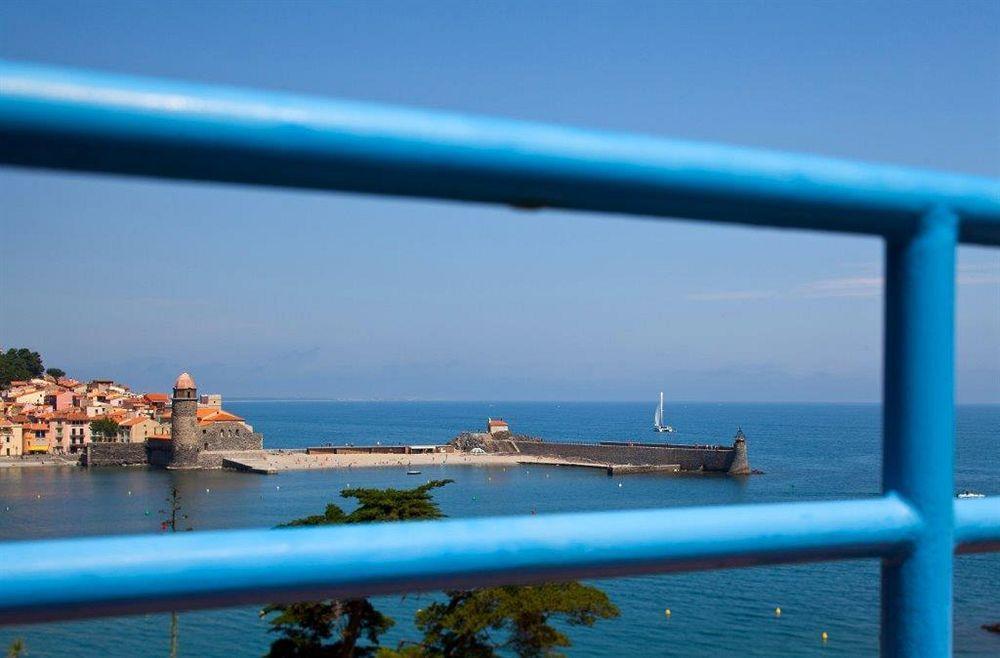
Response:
[224,398,1000,406]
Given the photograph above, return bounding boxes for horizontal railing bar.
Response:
[0,496,920,626]
[1,60,998,245]
[954,497,1000,554]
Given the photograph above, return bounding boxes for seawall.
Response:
[511,440,739,473]
[82,442,165,467]
[83,437,265,469]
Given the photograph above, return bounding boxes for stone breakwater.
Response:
[512,440,749,474]
[450,431,752,475]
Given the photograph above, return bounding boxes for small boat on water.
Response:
[406,470,422,475]
[956,490,985,499]
[653,391,675,433]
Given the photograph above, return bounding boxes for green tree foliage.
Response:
[89,418,120,442]
[0,348,44,387]
[6,638,26,658]
[407,583,619,658]
[263,480,453,658]
[45,368,66,379]
[265,600,393,658]
[280,503,347,527]
[265,480,618,658]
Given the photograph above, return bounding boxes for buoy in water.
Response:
[664,608,671,617]
[127,490,132,496]
[775,607,781,617]
[821,631,828,642]
[205,488,210,493]
[618,482,623,487]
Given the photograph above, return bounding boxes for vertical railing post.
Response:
[881,207,957,656]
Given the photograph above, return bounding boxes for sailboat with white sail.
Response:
[653,391,675,433]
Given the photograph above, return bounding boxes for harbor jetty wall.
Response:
[511,440,743,473]
[449,430,750,475]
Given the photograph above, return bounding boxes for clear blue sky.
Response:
[1,0,998,402]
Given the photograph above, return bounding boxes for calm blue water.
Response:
[1,402,997,656]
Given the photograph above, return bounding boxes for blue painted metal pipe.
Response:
[954,498,1000,553]
[1,60,998,244]
[1,59,999,647]
[0,497,920,625]
[880,208,957,657]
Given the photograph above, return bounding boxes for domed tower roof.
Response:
[173,372,196,390]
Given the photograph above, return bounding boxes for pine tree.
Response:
[265,480,618,658]
[263,480,453,658]
[408,583,619,658]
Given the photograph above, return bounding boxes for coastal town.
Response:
[0,350,750,475]
[1,370,752,478]
[0,370,253,461]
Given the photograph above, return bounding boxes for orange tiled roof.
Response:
[488,419,509,427]
[195,407,244,426]
[144,393,170,403]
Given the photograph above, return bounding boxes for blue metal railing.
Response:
[1,60,998,656]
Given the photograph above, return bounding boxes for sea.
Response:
[0,402,997,656]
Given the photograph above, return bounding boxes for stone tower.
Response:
[728,427,751,475]
[169,372,199,468]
